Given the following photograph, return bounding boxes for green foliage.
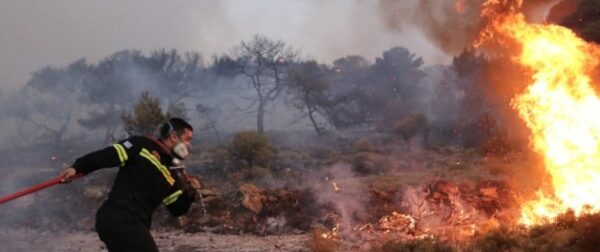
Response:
[228,131,273,170]
[372,47,425,101]
[121,91,167,136]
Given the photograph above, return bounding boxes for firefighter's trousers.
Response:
[95,204,158,252]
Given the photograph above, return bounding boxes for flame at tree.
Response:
[478,0,600,225]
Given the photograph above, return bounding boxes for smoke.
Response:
[309,163,370,238]
[0,0,585,238]
[375,0,578,147]
[377,0,566,55]
[378,0,481,54]
[415,65,463,126]
[0,0,450,94]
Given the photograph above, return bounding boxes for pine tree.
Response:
[121,91,167,136]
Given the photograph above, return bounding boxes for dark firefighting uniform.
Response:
[71,136,195,252]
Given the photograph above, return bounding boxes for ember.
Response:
[331,182,340,192]
[378,211,416,232]
[315,178,516,247]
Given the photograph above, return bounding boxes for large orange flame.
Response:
[478,0,600,225]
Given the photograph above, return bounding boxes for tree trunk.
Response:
[307,106,323,136]
[213,127,222,141]
[207,116,222,141]
[257,100,265,133]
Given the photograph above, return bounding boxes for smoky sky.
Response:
[0,0,450,91]
[377,0,563,56]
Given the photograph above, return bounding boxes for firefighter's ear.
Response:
[167,132,178,142]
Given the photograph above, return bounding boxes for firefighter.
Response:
[58,117,200,252]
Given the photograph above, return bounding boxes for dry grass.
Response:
[364,211,600,252]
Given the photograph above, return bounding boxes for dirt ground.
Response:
[0,228,309,252]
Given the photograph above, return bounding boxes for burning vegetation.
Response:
[475,0,600,226]
[309,0,600,250]
[1,0,600,251]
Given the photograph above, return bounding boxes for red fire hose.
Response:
[0,174,83,205]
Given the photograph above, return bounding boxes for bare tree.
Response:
[78,50,140,142]
[196,104,222,140]
[145,49,210,116]
[13,59,89,142]
[231,34,298,133]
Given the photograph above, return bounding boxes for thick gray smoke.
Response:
[377,0,564,54]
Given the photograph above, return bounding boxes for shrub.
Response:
[467,227,524,252]
[228,131,274,170]
[247,165,272,180]
[392,113,428,149]
[353,138,375,152]
[352,152,388,175]
[572,212,600,251]
[309,146,335,160]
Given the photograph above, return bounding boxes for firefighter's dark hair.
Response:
[159,117,193,139]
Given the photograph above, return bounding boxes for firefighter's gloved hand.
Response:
[171,169,197,199]
[58,167,77,183]
[188,177,201,190]
[182,184,198,200]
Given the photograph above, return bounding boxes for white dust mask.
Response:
[173,141,189,160]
